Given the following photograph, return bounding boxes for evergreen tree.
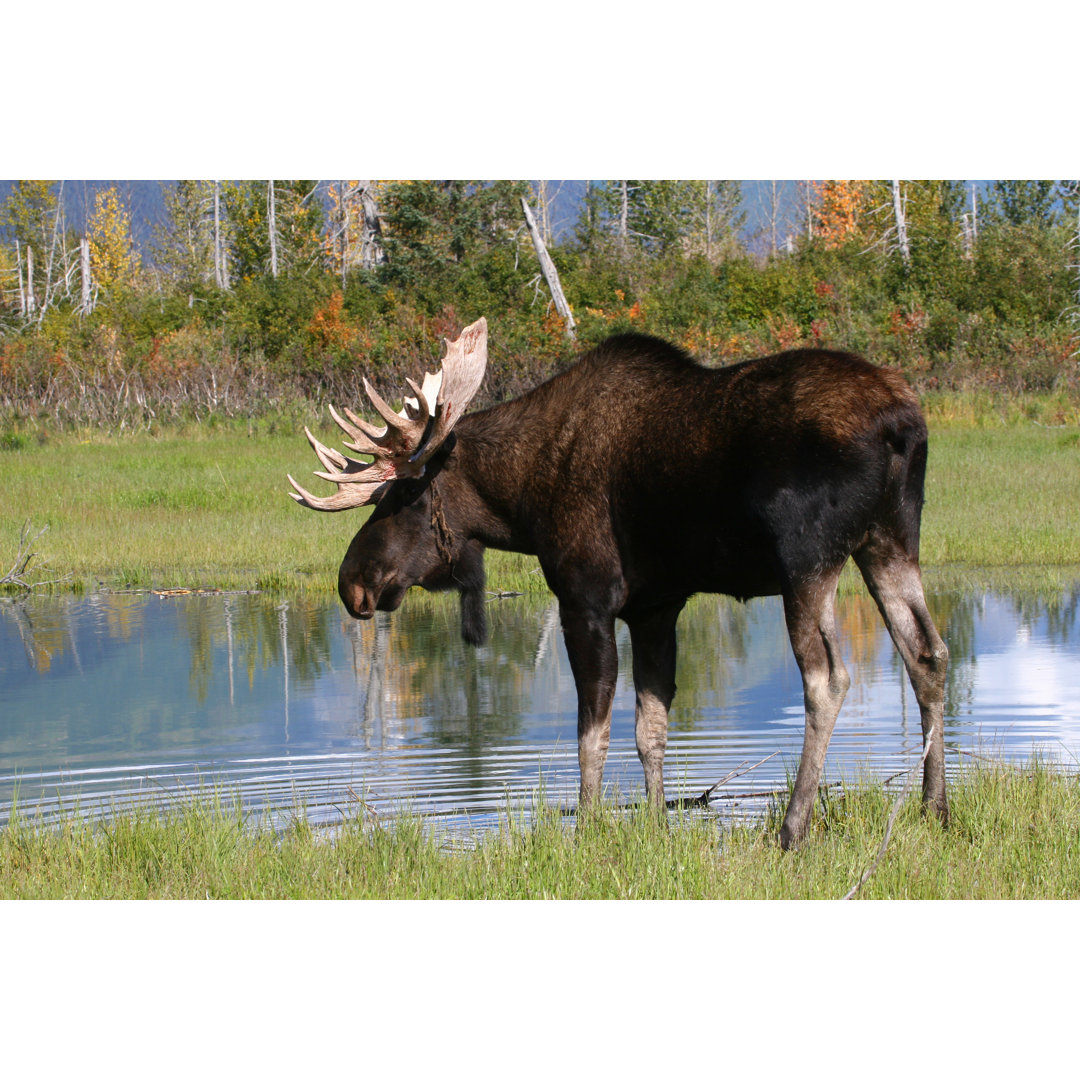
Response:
[0,180,58,253]
[0,180,63,317]
[578,181,744,258]
[379,180,529,286]
[989,181,1058,227]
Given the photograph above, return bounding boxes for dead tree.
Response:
[521,197,575,338]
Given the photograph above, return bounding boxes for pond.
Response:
[2,580,1079,836]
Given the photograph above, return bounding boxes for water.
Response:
[2,582,1079,836]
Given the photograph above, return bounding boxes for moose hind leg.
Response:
[560,605,620,810]
[779,569,851,849]
[627,603,683,811]
[855,546,949,823]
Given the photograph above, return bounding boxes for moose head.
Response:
[288,318,491,644]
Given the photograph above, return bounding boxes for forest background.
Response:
[1,178,1079,433]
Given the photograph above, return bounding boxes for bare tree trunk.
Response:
[618,180,629,249]
[535,181,564,247]
[40,179,65,317]
[892,180,910,265]
[339,180,350,287]
[521,197,575,338]
[26,245,35,317]
[802,180,814,241]
[80,238,93,314]
[15,239,26,318]
[1075,192,1080,313]
[213,181,223,288]
[268,180,278,278]
[357,181,384,270]
[536,180,551,246]
[705,180,713,260]
[767,180,782,254]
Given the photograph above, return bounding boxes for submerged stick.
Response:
[664,750,782,810]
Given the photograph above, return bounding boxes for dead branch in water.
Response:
[1,520,66,592]
[666,751,782,809]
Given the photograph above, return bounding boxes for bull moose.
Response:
[289,317,949,847]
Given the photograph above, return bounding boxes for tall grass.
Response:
[3,762,1078,899]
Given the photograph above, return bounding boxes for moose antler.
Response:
[288,317,488,511]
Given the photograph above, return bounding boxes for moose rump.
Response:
[289,320,949,848]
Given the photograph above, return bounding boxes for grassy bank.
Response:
[3,762,1078,899]
[1,396,1078,594]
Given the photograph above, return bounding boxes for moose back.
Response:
[289,318,949,847]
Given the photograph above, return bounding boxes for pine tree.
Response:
[1,180,63,318]
[379,180,529,286]
[588,181,744,257]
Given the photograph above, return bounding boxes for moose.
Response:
[289,318,949,847]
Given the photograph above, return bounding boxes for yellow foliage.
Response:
[87,186,140,290]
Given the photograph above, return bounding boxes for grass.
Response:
[921,421,1080,567]
[1,400,1078,595]
[3,761,1078,899]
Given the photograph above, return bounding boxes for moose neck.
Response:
[447,396,549,555]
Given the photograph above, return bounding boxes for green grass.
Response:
[1,404,1078,594]
[922,422,1080,567]
[0,419,551,595]
[3,762,1078,899]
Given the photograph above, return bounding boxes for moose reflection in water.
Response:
[289,318,949,847]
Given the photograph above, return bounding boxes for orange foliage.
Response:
[581,289,645,327]
[887,307,928,336]
[306,292,355,352]
[766,314,803,350]
[812,181,867,248]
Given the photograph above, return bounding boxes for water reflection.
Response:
[2,580,1079,834]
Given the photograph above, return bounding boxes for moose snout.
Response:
[339,579,374,620]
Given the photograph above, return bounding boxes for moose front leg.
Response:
[560,605,619,810]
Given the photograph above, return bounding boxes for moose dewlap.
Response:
[290,318,948,847]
